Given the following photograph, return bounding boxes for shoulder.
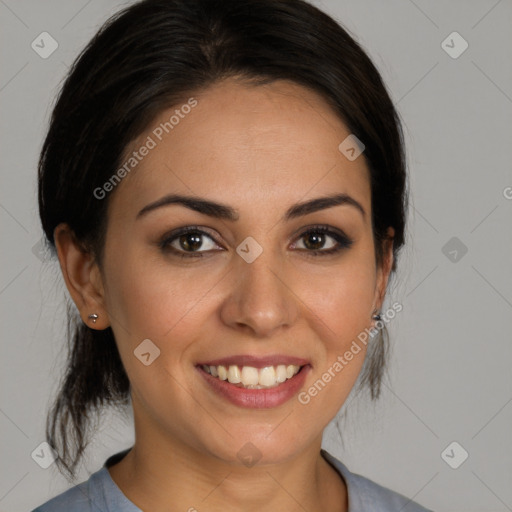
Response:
[321,450,434,512]
[31,449,139,512]
[30,467,111,512]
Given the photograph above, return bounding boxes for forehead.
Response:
[108,78,371,221]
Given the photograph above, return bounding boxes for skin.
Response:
[55,77,394,512]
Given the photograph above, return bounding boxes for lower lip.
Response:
[197,365,311,409]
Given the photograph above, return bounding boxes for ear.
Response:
[53,223,110,330]
[373,227,395,314]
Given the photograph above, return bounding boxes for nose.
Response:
[219,250,299,338]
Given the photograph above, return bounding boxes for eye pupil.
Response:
[304,232,325,250]
[180,233,202,251]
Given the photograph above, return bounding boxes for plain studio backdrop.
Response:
[1,1,511,511]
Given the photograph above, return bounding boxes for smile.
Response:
[201,364,301,389]
[196,355,311,408]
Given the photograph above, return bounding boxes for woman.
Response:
[32,0,432,510]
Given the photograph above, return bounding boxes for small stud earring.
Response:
[88,313,98,324]
[371,309,381,321]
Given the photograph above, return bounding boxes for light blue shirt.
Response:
[32,448,433,511]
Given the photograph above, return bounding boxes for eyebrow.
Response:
[136,192,366,221]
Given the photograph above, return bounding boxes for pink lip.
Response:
[197,354,310,369]
[197,364,311,409]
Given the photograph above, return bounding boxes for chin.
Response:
[199,423,319,468]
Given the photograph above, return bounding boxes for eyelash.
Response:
[158,225,354,260]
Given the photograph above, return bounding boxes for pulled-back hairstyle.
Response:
[38,0,408,479]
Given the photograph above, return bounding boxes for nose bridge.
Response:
[220,244,297,336]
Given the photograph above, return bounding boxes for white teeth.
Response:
[276,365,287,383]
[227,365,241,383]
[286,365,298,379]
[203,363,302,388]
[259,366,276,387]
[217,365,228,380]
[241,366,259,386]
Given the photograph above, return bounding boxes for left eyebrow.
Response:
[136,192,365,221]
[285,193,366,221]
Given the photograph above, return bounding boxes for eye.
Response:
[292,225,353,256]
[159,226,222,258]
[158,224,353,260]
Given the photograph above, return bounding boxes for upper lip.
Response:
[197,354,310,369]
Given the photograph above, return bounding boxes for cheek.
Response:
[295,255,376,425]
[100,252,214,402]
[302,250,377,344]
[100,247,229,379]
[102,246,206,335]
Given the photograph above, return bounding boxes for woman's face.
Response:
[92,78,393,465]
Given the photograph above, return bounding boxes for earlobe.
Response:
[53,223,109,329]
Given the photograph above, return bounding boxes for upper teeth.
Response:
[203,364,301,388]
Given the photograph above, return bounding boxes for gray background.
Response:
[1,0,511,511]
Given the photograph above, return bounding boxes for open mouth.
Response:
[200,364,304,389]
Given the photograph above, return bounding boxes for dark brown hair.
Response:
[38,0,408,479]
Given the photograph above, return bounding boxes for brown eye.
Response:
[177,232,203,252]
[302,232,329,251]
[293,226,353,255]
[159,227,222,258]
